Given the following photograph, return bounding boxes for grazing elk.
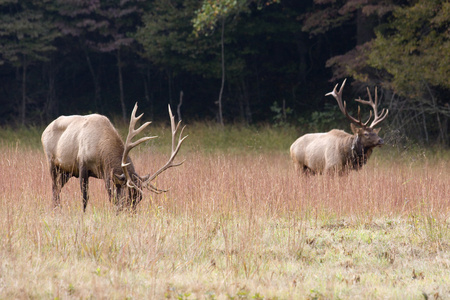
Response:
[290,79,388,174]
[41,103,187,211]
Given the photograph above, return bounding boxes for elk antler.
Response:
[122,103,158,193]
[142,105,188,193]
[326,79,381,128]
[355,86,389,128]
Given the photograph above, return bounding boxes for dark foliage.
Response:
[0,0,448,145]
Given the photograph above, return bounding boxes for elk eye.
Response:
[364,132,369,137]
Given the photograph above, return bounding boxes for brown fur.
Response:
[290,125,383,175]
[41,114,144,211]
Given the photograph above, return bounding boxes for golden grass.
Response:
[0,144,449,299]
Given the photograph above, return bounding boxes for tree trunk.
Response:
[143,68,154,120]
[238,91,245,123]
[356,9,375,45]
[117,49,126,122]
[420,103,429,144]
[45,58,57,123]
[168,69,173,107]
[81,43,101,112]
[20,55,27,126]
[442,116,449,146]
[240,77,252,124]
[217,17,225,127]
[425,82,446,144]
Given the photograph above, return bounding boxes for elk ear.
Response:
[350,123,361,134]
[373,128,381,134]
[114,173,126,184]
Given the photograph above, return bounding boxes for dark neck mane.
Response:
[348,136,373,170]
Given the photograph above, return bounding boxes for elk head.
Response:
[118,103,188,209]
[326,79,389,160]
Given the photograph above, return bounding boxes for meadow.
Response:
[0,123,449,299]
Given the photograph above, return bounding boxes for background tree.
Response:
[315,0,449,145]
[54,0,105,114]
[367,0,449,144]
[0,0,59,125]
[0,0,448,145]
[136,0,229,123]
[55,0,144,121]
[192,0,280,125]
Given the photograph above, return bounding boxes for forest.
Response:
[0,0,449,145]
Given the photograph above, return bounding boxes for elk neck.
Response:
[99,137,135,176]
[350,135,369,169]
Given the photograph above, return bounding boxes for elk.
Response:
[290,79,388,174]
[41,103,187,211]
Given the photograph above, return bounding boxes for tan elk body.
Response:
[41,104,187,211]
[290,79,388,174]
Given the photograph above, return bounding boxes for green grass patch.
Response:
[1,122,301,154]
[0,125,43,149]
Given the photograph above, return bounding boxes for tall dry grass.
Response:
[0,136,449,298]
[153,149,449,220]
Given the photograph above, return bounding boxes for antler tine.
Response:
[355,86,389,128]
[326,78,365,127]
[125,104,156,149]
[169,105,178,153]
[325,79,346,113]
[370,86,389,127]
[147,182,167,194]
[142,104,188,190]
[354,96,373,127]
[362,109,373,127]
[121,103,157,191]
[371,107,389,128]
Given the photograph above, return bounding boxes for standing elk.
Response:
[290,79,388,174]
[41,103,187,211]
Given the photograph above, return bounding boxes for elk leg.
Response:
[104,178,119,205]
[79,166,89,212]
[293,162,304,175]
[301,166,315,176]
[50,164,61,207]
[50,164,70,208]
[115,185,125,212]
[104,176,113,202]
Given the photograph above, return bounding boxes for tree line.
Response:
[0,0,448,145]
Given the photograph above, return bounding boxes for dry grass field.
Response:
[1,125,449,299]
